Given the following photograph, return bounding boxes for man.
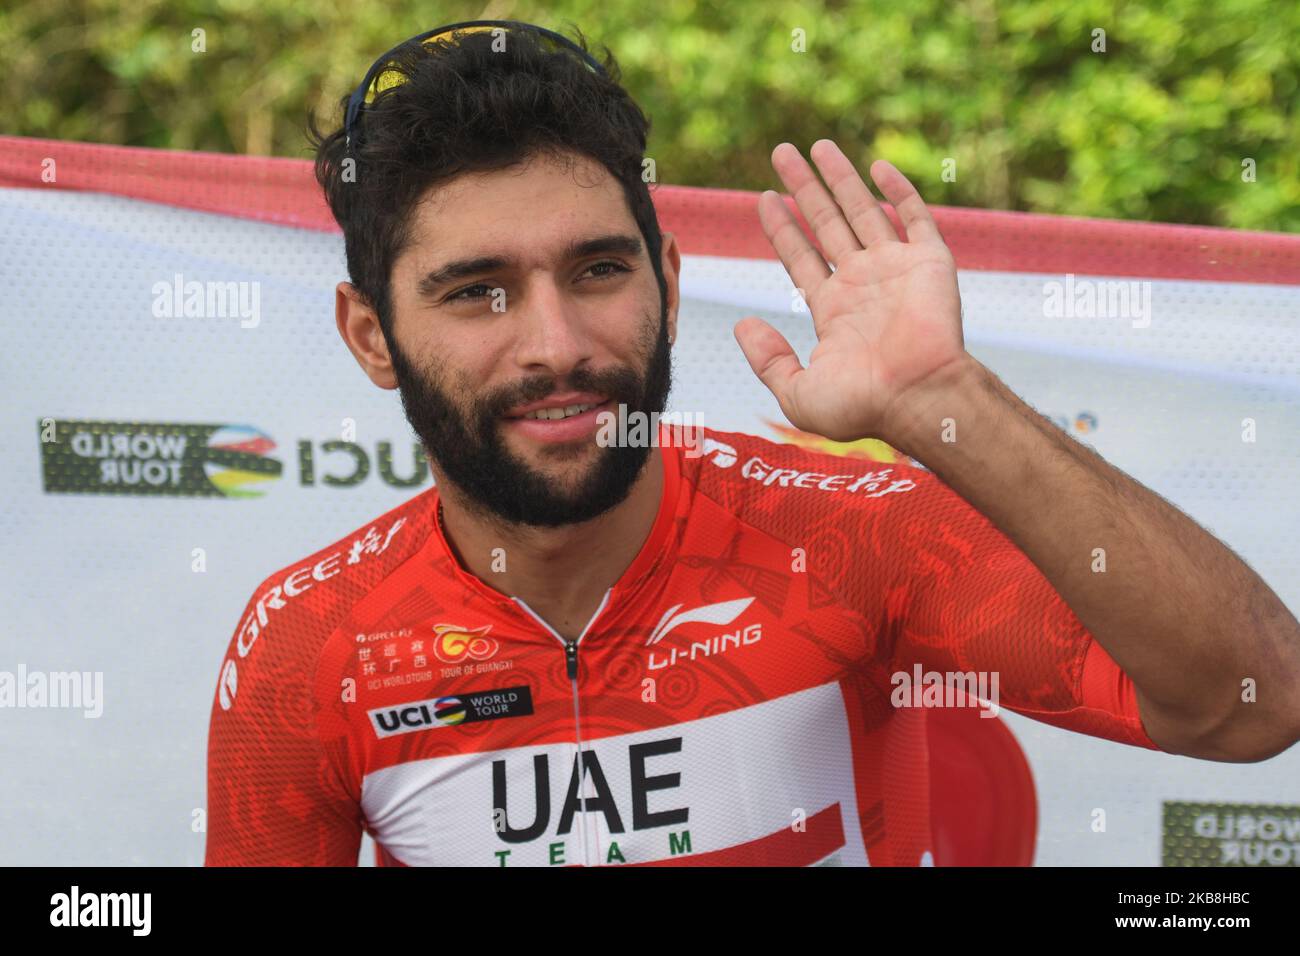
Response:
[205,21,1300,867]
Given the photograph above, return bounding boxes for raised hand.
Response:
[734,140,968,443]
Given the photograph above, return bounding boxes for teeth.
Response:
[522,402,597,421]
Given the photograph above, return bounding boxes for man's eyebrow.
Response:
[416,233,644,298]
[566,233,643,261]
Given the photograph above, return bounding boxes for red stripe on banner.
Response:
[629,803,846,866]
[3,135,1297,286]
[649,185,1300,286]
[0,136,336,232]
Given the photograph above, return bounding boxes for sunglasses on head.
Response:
[344,20,609,151]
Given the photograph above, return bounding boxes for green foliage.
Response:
[3,0,1296,230]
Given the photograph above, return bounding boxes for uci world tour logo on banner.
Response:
[1162,801,1300,867]
[38,419,282,498]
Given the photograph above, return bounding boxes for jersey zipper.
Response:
[512,588,612,868]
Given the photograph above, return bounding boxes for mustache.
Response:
[478,365,645,419]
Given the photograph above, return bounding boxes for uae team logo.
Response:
[38,419,281,497]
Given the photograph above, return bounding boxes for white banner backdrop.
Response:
[1,183,1298,866]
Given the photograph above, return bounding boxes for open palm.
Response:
[735,140,967,443]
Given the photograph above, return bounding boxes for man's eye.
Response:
[447,283,495,303]
[584,260,632,280]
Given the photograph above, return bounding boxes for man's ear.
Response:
[660,231,681,345]
[335,282,398,389]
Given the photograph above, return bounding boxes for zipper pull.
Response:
[565,639,579,680]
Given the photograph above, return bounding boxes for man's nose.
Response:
[511,277,594,376]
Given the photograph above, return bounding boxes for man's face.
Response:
[380,150,678,528]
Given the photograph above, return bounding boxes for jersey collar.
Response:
[425,433,684,607]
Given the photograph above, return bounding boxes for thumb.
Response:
[734,316,803,418]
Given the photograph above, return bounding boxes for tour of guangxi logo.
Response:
[433,624,498,663]
[433,623,513,676]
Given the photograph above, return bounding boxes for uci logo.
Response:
[432,623,499,664]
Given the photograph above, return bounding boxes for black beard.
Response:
[386,306,672,529]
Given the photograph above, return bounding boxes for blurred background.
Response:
[3,0,1298,229]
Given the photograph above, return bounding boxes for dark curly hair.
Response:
[308,25,666,341]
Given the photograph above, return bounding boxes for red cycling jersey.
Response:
[204,426,1159,866]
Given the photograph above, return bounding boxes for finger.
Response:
[734,316,803,419]
[770,142,863,267]
[757,188,831,304]
[869,160,942,244]
[809,139,900,248]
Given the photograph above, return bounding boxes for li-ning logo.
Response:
[432,624,499,664]
[647,598,755,646]
[646,598,759,672]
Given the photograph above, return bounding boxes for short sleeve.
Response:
[205,582,365,866]
[870,463,1161,750]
